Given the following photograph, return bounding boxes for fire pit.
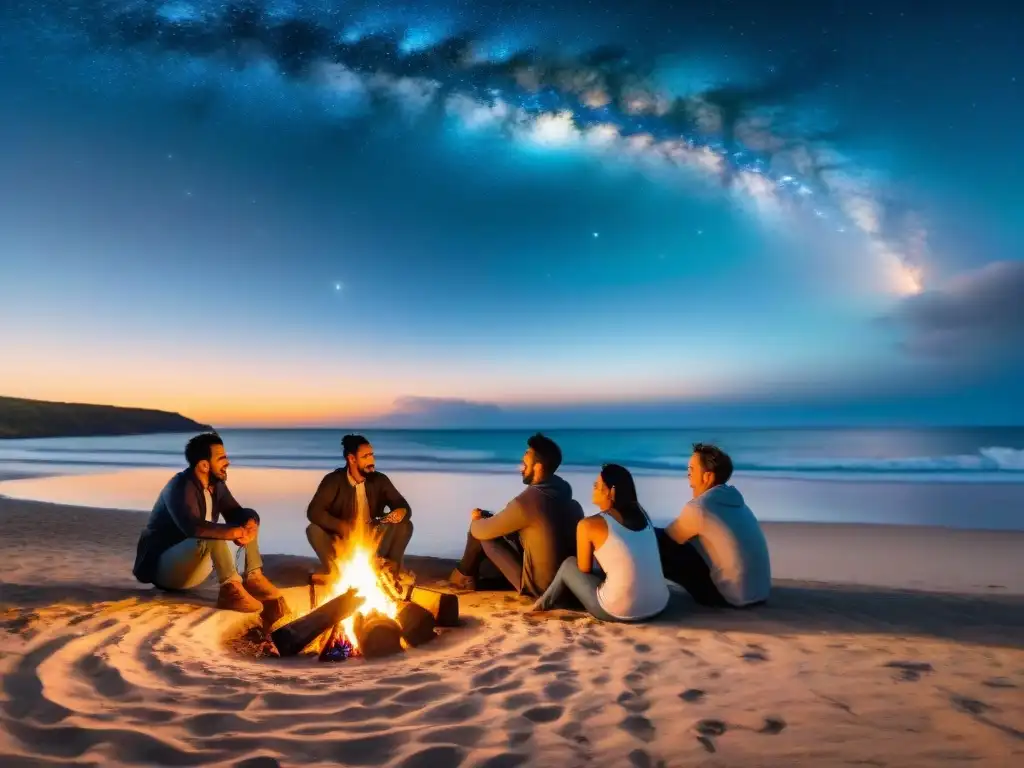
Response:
[263,514,459,661]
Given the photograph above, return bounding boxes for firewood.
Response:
[396,601,436,646]
[409,587,459,627]
[354,613,403,658]
[271,588,363,657]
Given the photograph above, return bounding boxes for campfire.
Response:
[265,513,459,661]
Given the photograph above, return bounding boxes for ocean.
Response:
[2,427,1023,480]
[2,428,1023,556]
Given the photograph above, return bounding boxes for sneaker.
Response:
[244,570,282,601]
[217,581,263,613]
[447,568,476,591]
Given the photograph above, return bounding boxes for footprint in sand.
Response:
[741,645,769,663]
[759,716,787,735]
[982,677,1016,689]
[693,720,727,754]
[679,688,705,703]
[620,714,656,743]
[522,704,564,723]
[472,664,515,687]
[696,719,727,737]
[884,661,934,682]
[420,724,486,748]
[617,690,651,714]
[950,695,992,716]
[633,643,652,654]
[391,682,458,706]
[628,748,667,768]
[399,745,465,768]
[480,753,529,768]
[502,692,539,711]
[544,680,579,701]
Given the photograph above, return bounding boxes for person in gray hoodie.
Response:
[658,443,771,607]
[449,433,584,597]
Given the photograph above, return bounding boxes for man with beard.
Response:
[132,432,282,613]
[449,433,584,598]
[305,434,414,584]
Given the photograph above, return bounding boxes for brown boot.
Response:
[244,569,282,601]
[447,568,475,591]
[217,581,263,613]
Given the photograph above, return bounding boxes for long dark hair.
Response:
[600,463,650,532]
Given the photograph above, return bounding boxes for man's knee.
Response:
[306,522,332,545]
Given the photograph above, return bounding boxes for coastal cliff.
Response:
[0,396,211,439]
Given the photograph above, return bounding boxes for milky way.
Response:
[31,0,928,293]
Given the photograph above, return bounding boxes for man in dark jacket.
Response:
[449,433,584,597]
[305,434,413,583]
[133,433,282,613]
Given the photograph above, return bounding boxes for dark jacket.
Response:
[133,469,259,584]
[470,475,584,597]
[306,469,411,535]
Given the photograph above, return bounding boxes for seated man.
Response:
[449,433,584,598]
[657,443,771,608]
[133,432,282,613]
[306,434,413,582]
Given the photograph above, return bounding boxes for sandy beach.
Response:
[1,493,1022,767]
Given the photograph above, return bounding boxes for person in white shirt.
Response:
[659,443,771,607]
[530,463,669,622]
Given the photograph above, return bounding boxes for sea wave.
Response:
[650,446,1024,474]
[2,444,1023,479]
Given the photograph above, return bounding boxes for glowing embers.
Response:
[269,513,451,661]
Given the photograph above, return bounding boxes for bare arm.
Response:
[470,497,529,540]
[306,473,345,535]
[577,517,595,573]
[664,501,703,545]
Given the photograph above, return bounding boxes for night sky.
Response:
[1,1,1021,427]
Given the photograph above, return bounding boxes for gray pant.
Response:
[533,556,619,622]
[154,536,263,590]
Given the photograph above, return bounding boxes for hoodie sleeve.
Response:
[164,476,237,539]
[665,499,705,544]
[306,472,345,535]
[470,493,530,540]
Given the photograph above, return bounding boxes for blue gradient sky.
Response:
[1,1,1022,427]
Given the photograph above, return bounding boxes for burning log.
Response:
[353,612,403,658]
[396,601,436,647]
[271,588,364,657]
[409,587,460,627]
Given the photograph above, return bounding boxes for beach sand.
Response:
[1,495,1022,767]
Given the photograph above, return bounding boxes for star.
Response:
[592,232,599,238]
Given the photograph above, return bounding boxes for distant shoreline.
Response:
[0,395,209,440]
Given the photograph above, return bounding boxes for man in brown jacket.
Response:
[449,433,584,597]
[305,434,413,583]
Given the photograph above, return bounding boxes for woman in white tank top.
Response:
[531,464,669,622]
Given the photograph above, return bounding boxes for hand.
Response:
[382,508,407,524]
[470,508,484,521]
[235,520,257,545]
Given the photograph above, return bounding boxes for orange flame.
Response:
[321,506,399,650]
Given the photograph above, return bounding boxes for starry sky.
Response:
[0,0,1021,427]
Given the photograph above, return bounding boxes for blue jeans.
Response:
[532,556,619,622]
[154,537,262,590]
